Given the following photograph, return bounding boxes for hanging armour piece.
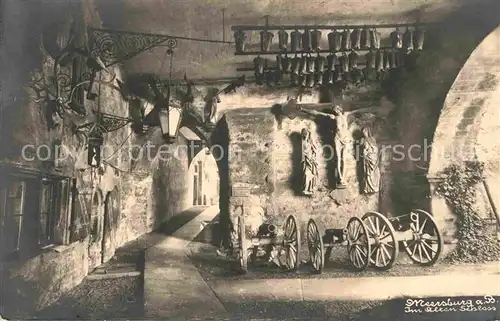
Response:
[375,50,384,71]
[327,30,342,52]
[306,55,316,74]
[278,30,289,51]
[306,74,315,87]
[254,56,264,75]
[365,51,375,70]
[299,55,307,74]
[325,71,334,84]
[302,29,312,51]
[276,55,283,72]
[311,29,322,51]
[315,72,323,86]
[351,29,362,50]
[315,55,326,73]
[260,31,274,52]
[300,74,307,87]
[414,28,425,50]
[395,51,405,68]
[234,29,247,52]
[291,56,300,75]
[361,28,371,49]
[339,54,349,73]
[290,30,302,52]
[348,51,359,70]
[342,30,351,50]
[370,30,381,49]
[388,50,397,69]
[383,50,391,70]
[326,54,337,72]
[403,29,414,52]
[281,55,291,73]
[390,30,403,49]
[291,73,299,86]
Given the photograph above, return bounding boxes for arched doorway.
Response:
[102,187,120,263]
[188,147,219,207]
[88,190,104,271]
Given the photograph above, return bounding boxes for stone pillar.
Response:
[427,176,457,244]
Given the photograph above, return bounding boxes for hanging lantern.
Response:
[390,30,403,49]
[278,30,289,51]
[365,51,375,70]
[290,30,302,52]
[403,29,414,52]
[342,29,351,50]
[311,29,322,51]
[339,54,349,73]
[302,28,312,51]
[291,55,300,75]
[87,131,104,168]
[348,51,359,70]
[282,54,292,73]
[414,28,425,51]
[234,29,247,53]
[260,30,274,52]
[351,29,362,50]
[370,29,381,49]
[326,53,337,72]
[327,30,342,52]
[375,50,384,71]
[306,55,316,74]
[361,28,371,49]
[158,104,183,144]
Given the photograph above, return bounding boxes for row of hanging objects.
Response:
[234,27,425,53]
[253,49,417,87]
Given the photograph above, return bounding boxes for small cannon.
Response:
[306,217,372,273]
[361,209,443,270]
[235,214,300,273]
[306,209,443,273]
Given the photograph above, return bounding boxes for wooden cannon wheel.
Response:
[283,214,301,271]
[306,218,325,274]
[346,217,371,271]
[238,215,248,274]
[402,209,443,266]
[362,212,399,270]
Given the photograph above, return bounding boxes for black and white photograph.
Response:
[1,0,500,320]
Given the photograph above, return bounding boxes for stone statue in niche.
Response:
[360,126,380,194]
[300,128,318,195]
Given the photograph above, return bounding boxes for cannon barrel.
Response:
[267,224,277,234]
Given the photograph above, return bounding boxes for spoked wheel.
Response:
[283,215,300,271]
[307,219,324,274]
[362,212,399,270]
[403,209,443,266]
[346,217,371,271]
[238,215,248,273]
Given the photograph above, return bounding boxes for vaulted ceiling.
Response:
[95,0,486,81]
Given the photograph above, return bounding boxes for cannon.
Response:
[306,209,443,273]
[361,210,443,270]
[306,217,371,273]
[234,214,301,273]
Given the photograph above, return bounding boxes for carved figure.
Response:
[300,128,318,195]
[360,127,380,194]
[293,102,381,188]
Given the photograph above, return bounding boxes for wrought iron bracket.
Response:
[77,112,133,134]
[88,28,179,68]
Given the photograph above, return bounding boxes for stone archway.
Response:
[188,147,220,207]
[428,25,500,240]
